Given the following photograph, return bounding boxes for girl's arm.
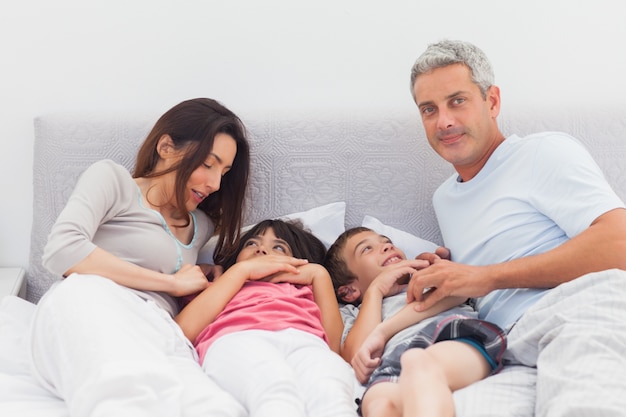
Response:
[175,262,249,342]
[305,264,344,354]
[176,255,309,342]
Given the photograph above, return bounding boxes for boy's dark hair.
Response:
[221,219,326,271]
[324,226,372,304]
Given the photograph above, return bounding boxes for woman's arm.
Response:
[66,247,210,295]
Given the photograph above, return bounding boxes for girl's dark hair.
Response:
[221,219,326,271]
[133,98,250,263]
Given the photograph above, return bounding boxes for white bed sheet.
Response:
[0,295,365,415]
[0,295,68,416]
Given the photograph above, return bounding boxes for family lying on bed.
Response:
[29,39,626,417]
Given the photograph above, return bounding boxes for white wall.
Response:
[1,0,624,268]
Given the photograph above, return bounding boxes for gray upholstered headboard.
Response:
[28,108,626,303]
[28,111,453,302]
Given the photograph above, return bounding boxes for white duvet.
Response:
[0,295,365,416]
[0,296,68,416]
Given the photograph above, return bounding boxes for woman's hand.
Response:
[170,264,211,296]
[198,263,224,281]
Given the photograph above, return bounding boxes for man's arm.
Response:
[408,208,626,310]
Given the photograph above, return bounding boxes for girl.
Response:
[176,219,356,417]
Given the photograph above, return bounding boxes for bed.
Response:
[1,106,625,415]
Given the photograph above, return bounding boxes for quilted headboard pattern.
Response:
[28,108,626,303]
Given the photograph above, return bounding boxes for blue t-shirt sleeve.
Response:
[528,133,624,238]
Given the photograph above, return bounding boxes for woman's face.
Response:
[185,133,237,211]
[236,227,294,262]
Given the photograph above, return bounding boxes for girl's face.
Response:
[185,133,237,211]
[236,227,294,262]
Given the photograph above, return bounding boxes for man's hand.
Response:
[415,246,451,264]
[406,261,491,311]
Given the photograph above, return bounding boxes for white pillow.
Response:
[198,201,346,264]
[361,215,439,260]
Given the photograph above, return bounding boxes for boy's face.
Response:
[343,230,407,294]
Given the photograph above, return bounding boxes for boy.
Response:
[324,227,506,417]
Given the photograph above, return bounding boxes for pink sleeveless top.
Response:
[194,281,328,364]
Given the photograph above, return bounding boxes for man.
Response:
[407,40,626,416]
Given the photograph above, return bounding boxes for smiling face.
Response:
[185,133,237,211]
[342,230,407,294]
[413,63,504,182]
[236,227,293,262]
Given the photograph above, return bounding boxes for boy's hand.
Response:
[369,259,430,298]
[351,326,387,384]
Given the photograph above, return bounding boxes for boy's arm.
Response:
[340,285,386,361]
[350,296,467,383]
[342,292,466,362]
[377,296,467,341]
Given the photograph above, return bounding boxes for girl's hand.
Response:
[226,255,309,283]
[266,262,325,285]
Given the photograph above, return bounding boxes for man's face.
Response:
[413,63,503,181]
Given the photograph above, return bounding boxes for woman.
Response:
[30,98,250,417]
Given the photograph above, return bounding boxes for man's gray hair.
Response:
[410,40,495,99]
